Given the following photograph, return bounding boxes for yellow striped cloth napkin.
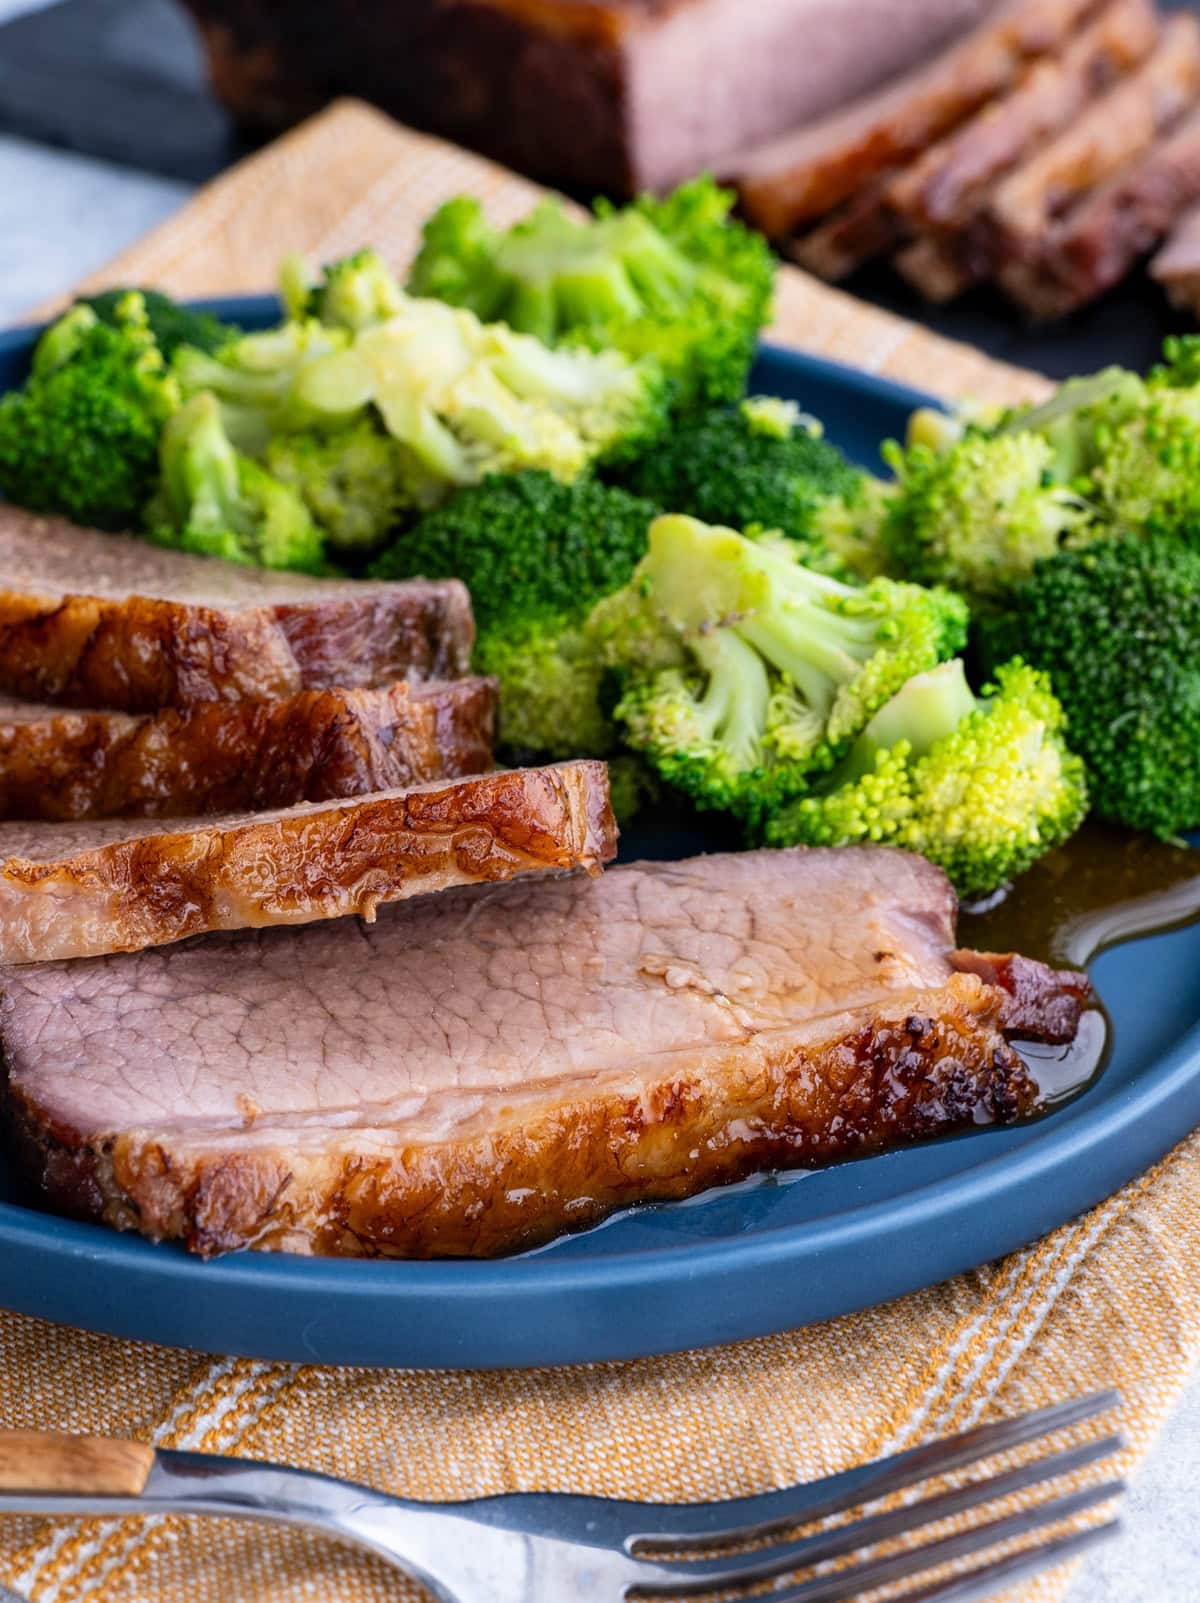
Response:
[3,98,1197,1603]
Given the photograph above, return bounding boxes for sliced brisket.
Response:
[0,677,497,823]
[889,0,1159,232]
[731,0,1100,238]
[0,508,473,711]
[0,762,614,962]
[1150,195,1200,310]
[180,0,996,195]
[977,15,1200,285]
[0,846,1089,1258]
[1002,100,1200,317]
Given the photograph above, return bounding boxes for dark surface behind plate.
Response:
[0,302,1198,1368]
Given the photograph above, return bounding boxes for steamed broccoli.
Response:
[264,420,420,558]
[146,393,325,572]
[602,514,968,827]
[284,248,406,332]
[1086,377,1200,541]
[78,288,239,358]
[615,396,875,569]
[0,294,178,530]
[174,319,360,452]
[977,534,1200,838]
[185,286,668,490]
[371,470,659,757]
[766,658,1088,898]
[881,428,1094,598]
[408,176,775,411]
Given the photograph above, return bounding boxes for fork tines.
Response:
[626,1389,1123,1600]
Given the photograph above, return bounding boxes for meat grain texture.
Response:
[0,762,615,962]
[0,677,497,822]
[1,848,1090,1259]
[0,509,473,710]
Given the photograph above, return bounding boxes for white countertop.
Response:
[1,129,1196,1603]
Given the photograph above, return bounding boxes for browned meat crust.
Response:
[977,15,1200,282]
[1002,102,1200,317]
[0,509,473,710]
[789,179,904,282]
[792,0,1159,286]
[0,678,497,823]
[951,950,1091,1042]
[1150,196,1200,308]
[181,0,997,195]
[0,762,615,962]
[5,977,1041,1258]
[732,0,1100,237]
[0,847,1090,1259]
[889,0,1159,231]
[894,234,979,302]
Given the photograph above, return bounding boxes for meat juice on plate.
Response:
[960,821,1200,1108]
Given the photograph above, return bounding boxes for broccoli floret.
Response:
[408,176,775,410]
[370,470,659,757]
[0,295,178,530]
[288,248,407,331]
[1087,384,1200,541]
[604,514,968,826]
[264,420,422,558]
[174,320,360,452]
[882,428,1094,597]
[78,288,239,358]
[146,393,326,573]
[766,658,1087,898]
[351,296,669,480]
[977,534,1200,838]
[616,396,869,568]
[995,367,1146,485]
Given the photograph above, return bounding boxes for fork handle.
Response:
[0,1431,154,1496]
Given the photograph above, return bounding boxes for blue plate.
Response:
[1,297,1198,1370]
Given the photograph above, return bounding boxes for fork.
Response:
[0,1391,1123,1602]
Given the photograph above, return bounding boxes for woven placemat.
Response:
[6,99,1195,1603]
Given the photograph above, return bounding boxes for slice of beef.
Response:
[731,0,1100,238]
[0,507,473,711]
[789,0,1158,286]
[1150,196,1200,310]
[976,14,1200,284]
[0,762,614,963]
[0,846,1090,1259]
[894,234,980,301]
[180,0,997,196]
[789,178,905,282]
[1001,101,1200,318]
[889,0,1159,232]
[0,677,497,823]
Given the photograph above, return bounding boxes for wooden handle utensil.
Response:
[0,1431,153,1495]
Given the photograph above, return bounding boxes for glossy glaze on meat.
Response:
[1,847,1089,1259]
[0,509,473,710]
[0,761,615,962]
[0,678,497,822]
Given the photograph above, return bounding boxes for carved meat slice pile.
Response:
[1,846,1090,1259]
[0,677,497,823]
[1151,194,1200,309]
[0,761,614,962]
[731,0,1100,237]
[738,0,1200,319]
[0,508,473,711]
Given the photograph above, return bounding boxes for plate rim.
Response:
[0,297,1196,1368]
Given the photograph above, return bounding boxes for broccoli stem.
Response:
[692,631,772,774]
[843,660,978,781]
